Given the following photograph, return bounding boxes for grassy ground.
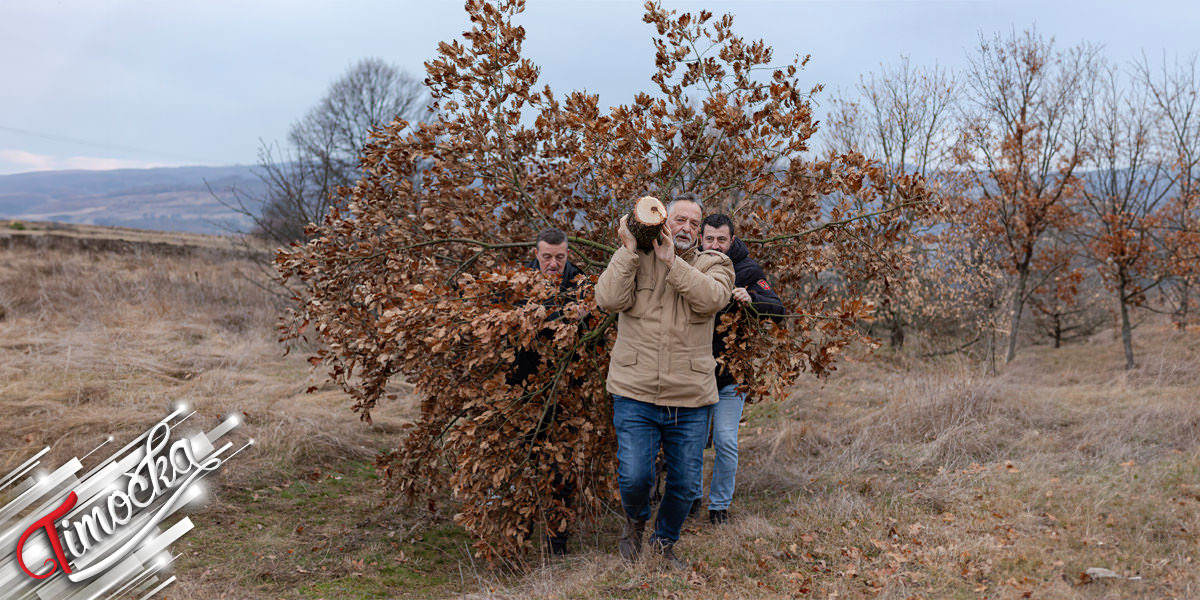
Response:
[1,224,1198,599]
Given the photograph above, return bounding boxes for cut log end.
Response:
[628,196,667,252]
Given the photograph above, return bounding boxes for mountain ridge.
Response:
[0,165,265,235]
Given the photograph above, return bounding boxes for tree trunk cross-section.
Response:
[628,195,667,252]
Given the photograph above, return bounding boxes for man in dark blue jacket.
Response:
[508,227,584,555]
[698,214,785,524]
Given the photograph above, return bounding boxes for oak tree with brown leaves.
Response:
[276,0,933,563]
[952,29,1100,362]
[1076,61,1170,369]
[1026,236,1101,350]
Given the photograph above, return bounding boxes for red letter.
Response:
[16,491,77,579]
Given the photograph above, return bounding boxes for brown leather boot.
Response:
[651,538,689,570]
[618,514,646,562]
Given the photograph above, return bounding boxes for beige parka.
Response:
[595,245,735,408]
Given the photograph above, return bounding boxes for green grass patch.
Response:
[177,459,476,599]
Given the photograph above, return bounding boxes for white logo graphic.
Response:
[0,405,250,599]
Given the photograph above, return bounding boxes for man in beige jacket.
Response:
[596,194,734,568]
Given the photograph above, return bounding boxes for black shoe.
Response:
[688,498,702,519]
[619,515,646,562]
[547,534,569,556]
[708,509,728,525]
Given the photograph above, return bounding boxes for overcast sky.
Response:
[1,0,1197,175]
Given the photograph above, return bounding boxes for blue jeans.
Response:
[705,383,745,510]
[612,394,712,545]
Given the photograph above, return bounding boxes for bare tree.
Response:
[825,56,957,348]
[228,58,430,246]
[1135,54,1200,329]
[288,58,429,189]
[826,56,957,181]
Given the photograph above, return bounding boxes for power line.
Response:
[0,124,212,163]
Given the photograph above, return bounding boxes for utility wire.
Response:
[0,124,211,163]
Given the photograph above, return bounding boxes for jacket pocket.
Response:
[689,356,716,374]
[627,285,655,319]
[616,350,639,367]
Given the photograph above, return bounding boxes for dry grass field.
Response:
[1,221,1198,599]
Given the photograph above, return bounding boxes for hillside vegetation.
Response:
[1,224,1197,599]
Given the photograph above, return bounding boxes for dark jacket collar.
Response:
[722,237,749,264]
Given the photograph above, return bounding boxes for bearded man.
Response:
[595,193,734,568]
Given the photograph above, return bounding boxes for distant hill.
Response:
[0,165,266,235]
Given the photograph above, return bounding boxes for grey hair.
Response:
[666,192,703,214]
[535,228,567,246]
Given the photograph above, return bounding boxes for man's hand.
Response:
[731,287,751,303]
[617,214,637,252]
[652,228,675,266]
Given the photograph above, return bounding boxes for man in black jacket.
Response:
[528,227,581,283]
[509,227,583,555]
[698,214,785,524]
[510,228,583,384]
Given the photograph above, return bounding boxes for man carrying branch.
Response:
[698,213,785,525]
[506,227,585,556]
[596,194,734,569]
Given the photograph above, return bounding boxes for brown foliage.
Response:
[276,0,933,563]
